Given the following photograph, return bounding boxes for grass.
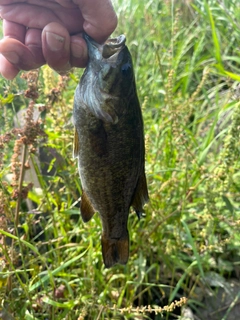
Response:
[0,0,240,319]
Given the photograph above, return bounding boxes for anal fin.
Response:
[80,191,96,222]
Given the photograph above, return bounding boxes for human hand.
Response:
[0,0,117,79]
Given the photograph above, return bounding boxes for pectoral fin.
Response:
[80,191,96,222]
[73,127,80,159]
[131,171,149,219]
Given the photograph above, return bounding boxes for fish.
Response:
[73,33,149,268]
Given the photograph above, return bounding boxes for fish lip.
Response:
[84,33,126,60]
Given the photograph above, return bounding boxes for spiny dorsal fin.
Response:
[80,191,96,222]
[73,127,80,159]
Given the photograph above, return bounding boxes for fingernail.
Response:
[57,62,72,75]
[45,32,65,51]
[2,51,19,64]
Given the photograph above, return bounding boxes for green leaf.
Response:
[222,195,234,215]
[0,93,14,104]
[41,297,74,308]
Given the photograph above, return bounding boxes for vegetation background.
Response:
[0,0,240,319]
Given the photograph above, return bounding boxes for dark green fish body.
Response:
[73,34,148,268]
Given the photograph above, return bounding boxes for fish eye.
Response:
[121,62,131,76]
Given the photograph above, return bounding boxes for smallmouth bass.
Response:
[73,34,149,268]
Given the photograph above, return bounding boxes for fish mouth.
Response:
[84,33,126,62]
[102,35,126,59]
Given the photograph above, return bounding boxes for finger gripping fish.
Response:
[73,34,149,268]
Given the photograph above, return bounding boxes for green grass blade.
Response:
[29,248,88,292]
[204,0,222,65]
[181,220,204,278]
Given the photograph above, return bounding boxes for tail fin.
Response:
[101,233,129,268]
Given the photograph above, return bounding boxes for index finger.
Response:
[75,0,118,43]
[0,3,83,34]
